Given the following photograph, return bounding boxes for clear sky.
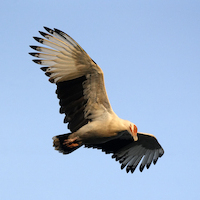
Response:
[1,1,200,199]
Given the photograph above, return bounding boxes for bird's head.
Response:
[128,123,138,141]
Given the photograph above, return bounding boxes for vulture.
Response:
[29,27,164,173]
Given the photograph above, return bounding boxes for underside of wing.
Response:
[29,27,113,132]
[85,131,164,173]
[56,76,89,132]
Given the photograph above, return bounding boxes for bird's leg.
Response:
[63,137,80,148]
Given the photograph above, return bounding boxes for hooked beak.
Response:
[133,135,138,141]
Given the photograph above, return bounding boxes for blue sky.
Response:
[1,1,200,199]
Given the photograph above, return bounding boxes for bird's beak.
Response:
[133,135,138,141]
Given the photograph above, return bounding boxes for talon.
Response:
[63,137,79,148]
[67,143,79,148]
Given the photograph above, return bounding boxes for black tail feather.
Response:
[53,133,81,154]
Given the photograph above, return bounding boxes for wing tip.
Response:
[29,52,39,57]
[32,59,42,64]
[39,31,49,38]
[33,37,44,44]
[126,166,136,173]
[40,67,48,72]
[54,28,63,34]
[43,26,54,34]
[29,45,39,51]
[139,164,145,172]
[159,148,164,157]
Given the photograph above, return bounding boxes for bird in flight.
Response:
[29,27,164,173]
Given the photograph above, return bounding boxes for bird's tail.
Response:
[53,133,81,154]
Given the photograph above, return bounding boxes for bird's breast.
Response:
[74,119,120,144]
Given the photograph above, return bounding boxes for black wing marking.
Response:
[56,76,92,132]
[85,131,164,173]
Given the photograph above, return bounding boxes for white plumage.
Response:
[30,27,164,173]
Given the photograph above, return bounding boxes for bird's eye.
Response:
[134,125,138,133]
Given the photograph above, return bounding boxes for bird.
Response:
[29,27,164,173]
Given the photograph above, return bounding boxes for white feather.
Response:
[35,53,57,60]
[35,46,60,54]
[40,38,65,52]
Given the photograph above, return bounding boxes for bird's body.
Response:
[69,116,130,144]
[30,27,164,173]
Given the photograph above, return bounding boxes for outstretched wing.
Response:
[30,27,113,132]
[85,131,164,173]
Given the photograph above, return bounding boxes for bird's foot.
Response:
[63,137,79,148]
